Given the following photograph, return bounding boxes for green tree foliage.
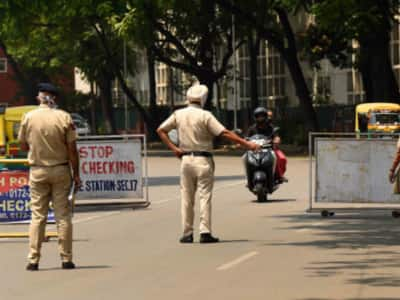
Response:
[303,0,400,102]
[117,0,244,110]
[0,0,153,133]
[215,0,319,130]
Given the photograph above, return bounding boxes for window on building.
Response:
[235,40,286,109]
[0,58,7,73]
[170,68,187,104]
[346,69,365,104]
[265,44,286,104]
[156,63,169,105]
[238,45,251,105]
[257,42,267,103]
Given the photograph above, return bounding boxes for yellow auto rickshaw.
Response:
[355,102,400,134]
[0,104,38,159]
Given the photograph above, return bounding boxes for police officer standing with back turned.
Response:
[18,83,81,271]
[157,83,260,244]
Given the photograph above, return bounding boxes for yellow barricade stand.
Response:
[0,158,58,241]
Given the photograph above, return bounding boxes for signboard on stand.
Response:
[76,139,143,200]
[0,170,54,223]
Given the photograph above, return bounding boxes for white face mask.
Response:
[39,93,56,108]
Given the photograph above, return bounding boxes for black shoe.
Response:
[26,263,39,271]
[62,261,76,269]
[179,234,193,243]
[200,233,219,243]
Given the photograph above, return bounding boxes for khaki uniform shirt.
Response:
[18,104,77,166]
[159,104,225,151]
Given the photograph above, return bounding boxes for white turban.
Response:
[186,84,208,107]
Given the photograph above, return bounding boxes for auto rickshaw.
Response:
[355,102,400,135]
[0,104,38,159]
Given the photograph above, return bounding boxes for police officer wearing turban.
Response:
[18,83,81,271]
[157,83,260,243]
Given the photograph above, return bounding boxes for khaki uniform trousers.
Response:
[180,155,215,236]
[28,165,72,264]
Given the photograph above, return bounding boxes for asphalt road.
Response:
[2,156,400,300]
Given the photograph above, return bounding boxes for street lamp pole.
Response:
[232,14,238,130]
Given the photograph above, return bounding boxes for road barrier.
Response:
[309,132,400,216]
[76,134,149,206]
[0,134,149,238]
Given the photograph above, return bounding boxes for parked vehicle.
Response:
[355,102,400,134]
[0,105,38,159]
[71,113,91,136]
[244,129,285,202]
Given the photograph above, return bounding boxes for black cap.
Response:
[38,83,59,96]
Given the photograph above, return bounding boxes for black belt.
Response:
[182,151,213,157]
[31,162,69,167]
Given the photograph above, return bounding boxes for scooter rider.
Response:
[246,107,287,183]
[247,107,274,138]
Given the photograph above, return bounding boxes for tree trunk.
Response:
[358,30,400,102]
[92,22,155,134]
[148,49,158,116]
[89,81,97,134]
[147,48,160,140]
[98,73,115,134]
[276,8,319,131]
[283,48,319,131]
[197,74,215,111]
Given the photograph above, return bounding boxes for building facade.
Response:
[0,48,24,106]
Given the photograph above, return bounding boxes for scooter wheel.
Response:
[257,191,267,202]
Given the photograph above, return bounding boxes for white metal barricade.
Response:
[309,132,400,217]
[76,134,149,207]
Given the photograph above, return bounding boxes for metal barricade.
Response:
[0,134,150,239]
[308,132,400,217]
[75,134,150,208]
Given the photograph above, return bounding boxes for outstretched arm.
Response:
[220,129,260,151]
[390,149,400,183]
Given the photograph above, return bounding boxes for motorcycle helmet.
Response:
[253,107,268,124]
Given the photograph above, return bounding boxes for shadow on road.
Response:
[266,212,400,288]
[250,198,296,204]
[149,175,245,186]
[218,239,251,244]
[39,265,112,272]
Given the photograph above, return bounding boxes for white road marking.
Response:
[311,222,325,227]
[73,211,121,224]
[217,251,259,271]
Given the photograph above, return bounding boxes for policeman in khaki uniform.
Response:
[18,83,81,271]
[157,84,260,243]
